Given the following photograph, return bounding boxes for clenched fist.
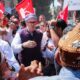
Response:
[22,40,37,48]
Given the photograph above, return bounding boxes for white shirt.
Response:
[11,27,33,54]
[0,39,20,72]
[11,32,23,54]
[41,32,56,59]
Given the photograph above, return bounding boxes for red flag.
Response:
[16,0,35,19]
[57,5,68,23]
[0,2,4,18]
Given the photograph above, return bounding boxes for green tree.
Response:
[32,0,53,20]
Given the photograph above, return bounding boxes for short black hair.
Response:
[4,12,11,19]
[21,20,26,27]
[56,19,67,31]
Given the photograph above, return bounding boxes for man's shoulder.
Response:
[19,28,29,35]
[30,76,60,80]
[30,75,79,80]
[35,30,43,35]
[0,39,9,51]
[0,39,8,46]
[19,28,26,33]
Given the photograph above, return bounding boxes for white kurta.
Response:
[0,39,20,72]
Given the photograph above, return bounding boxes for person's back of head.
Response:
[58,23,80,69]
[56,19,67,31]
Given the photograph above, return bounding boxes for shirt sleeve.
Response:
[29,76,58,80]
[11,32,23,54]
[41,32,48,50]
[3,42,20,72]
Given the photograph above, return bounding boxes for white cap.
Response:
[24,13,37,22]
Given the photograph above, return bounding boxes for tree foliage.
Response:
[32,0,52,20]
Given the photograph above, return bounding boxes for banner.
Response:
[0,2,5,18]
[63,0,80,11]
[16,0,34,19]
[57,5,68,23]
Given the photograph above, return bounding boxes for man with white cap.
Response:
[11,13,45,67]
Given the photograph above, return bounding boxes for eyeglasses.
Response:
[28,21,36,24]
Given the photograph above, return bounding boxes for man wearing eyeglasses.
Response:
[11,13,45,67]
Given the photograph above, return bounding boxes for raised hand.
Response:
[18,60,43,80]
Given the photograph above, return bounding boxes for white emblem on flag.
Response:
[19,2,32,18]
[0,10,3,13]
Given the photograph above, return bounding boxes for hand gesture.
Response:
[18,60,43,80]
[22,40,37,48]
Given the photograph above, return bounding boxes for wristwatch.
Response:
[49,25,55,29]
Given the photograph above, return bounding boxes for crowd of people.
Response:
[0,11,80,80]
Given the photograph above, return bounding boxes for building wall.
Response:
[32,0,53,20]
